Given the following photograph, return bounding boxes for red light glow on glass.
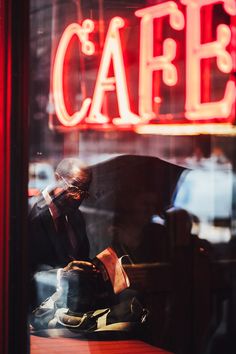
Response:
[53,20,94,126]
[182,0,236,120]
[51,1,236,130]
[135,1,185,120]
[86,17,140,125]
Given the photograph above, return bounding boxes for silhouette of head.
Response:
[54,158,92,211]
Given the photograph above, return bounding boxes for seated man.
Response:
[29,158,93,306]
[29,158,148,334]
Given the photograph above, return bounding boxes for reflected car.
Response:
[28,162,56,198]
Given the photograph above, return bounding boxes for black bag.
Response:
[31,295,148,335]
[30,248,148,334]
[62,264,114,314]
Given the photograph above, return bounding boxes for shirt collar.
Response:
[42,187,60,220]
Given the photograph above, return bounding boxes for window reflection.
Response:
[29,1,236,354]
[174,145,233,244]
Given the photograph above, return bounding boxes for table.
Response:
[31,336,173,354]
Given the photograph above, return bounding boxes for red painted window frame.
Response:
[0,1,11,352]
[0,1,29,353]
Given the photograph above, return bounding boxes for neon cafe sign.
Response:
[51,0,236,132]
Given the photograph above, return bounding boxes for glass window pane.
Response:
[29,1,236,354]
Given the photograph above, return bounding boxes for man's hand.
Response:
[64,260,100,273]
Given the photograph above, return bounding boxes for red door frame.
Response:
[0,1,29,353]
[0,1,12,352]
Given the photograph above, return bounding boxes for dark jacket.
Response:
[29,194,90,273]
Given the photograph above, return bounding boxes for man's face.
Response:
[52,169,91,213]
[53,182,85,213]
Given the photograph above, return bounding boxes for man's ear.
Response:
[55,172,61,181]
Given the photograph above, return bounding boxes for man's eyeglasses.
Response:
[60,176,89,200]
